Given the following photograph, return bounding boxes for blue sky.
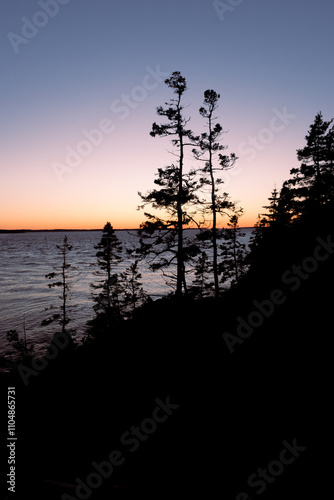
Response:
[1,0,333,228]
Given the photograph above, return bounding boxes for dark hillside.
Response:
[1,203,332,498]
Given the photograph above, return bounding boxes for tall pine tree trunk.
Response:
[208,112,220,298]
[176,107,185,297]
[62,244,67,332]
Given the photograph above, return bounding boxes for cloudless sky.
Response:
[1,0,333,229]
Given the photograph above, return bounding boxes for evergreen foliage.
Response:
[283,112,334,217]
[192,89,237,296]
[41,235,77,334]
[88,222,123,333]
[138,71,201,295]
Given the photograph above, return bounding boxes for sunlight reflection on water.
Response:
[0,229,252,353]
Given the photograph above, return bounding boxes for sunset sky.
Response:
[1,0,333,229]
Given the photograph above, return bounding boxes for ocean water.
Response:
[0,229,253,355]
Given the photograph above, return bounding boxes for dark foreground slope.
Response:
[1,208,333,499]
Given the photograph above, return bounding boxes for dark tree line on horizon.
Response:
[2,71,334,363]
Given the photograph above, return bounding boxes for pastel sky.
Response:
[1,0,333,229]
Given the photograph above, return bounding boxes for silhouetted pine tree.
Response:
[257,185,293,227]
[247,184,293,275]
[2,322,35,368]
[261,186,280,224]
[249,214,267,253]
[192,89,236,297]
[119,260,147,318]
[283,112,334,216]
[190,251,212,299]
[41,235,77,334]
[220,213,247,287]
[90,222,123,329]
[138,71,200,296]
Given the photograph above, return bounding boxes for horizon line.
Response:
[0,226,255,233]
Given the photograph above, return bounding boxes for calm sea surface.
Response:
[0,229,253,355]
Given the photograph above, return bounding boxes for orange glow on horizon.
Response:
[1,213,257,231]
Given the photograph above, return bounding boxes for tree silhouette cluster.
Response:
[248,111,334,282]
[2,74,333,500]
[85,222,147,339]
[258,112,334,228]
[4,74,333,352]
[138,72,244,298]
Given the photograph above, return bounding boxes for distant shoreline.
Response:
[0,228,132,233]
[0,227,254,233]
